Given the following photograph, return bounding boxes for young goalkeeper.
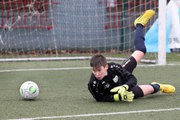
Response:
[88,10,175,102]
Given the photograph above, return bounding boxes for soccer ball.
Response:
[20,81,39,100]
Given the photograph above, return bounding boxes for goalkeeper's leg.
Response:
[121,9,155,72]
[131,83,175,99]
[151,82,175,94]
[132,9,155,63]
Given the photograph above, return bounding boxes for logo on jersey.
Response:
[104,83,110,89]
[113,75,119,83]
[101,81,110,89]
[93,81,97,86]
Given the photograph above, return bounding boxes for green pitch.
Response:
[0,60,180,120]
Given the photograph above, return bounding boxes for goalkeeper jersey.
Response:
[88,62,137,102]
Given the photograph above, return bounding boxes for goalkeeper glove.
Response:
[110,85,129,94]
[113,91,134,102]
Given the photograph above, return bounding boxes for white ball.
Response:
[20,81,39,100]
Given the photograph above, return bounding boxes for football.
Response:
[20,81,39,100]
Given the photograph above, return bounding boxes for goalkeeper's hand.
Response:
[113,91,134,102]
[110,85,129,94]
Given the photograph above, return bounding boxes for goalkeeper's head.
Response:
[90,54,108,80]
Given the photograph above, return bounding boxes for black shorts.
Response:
[121,56,137,73]
[130,85,144,98]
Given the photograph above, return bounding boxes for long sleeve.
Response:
[88,75,114,102]
[109,63,137,90]
[120,68,137,89]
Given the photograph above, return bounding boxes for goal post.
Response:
[158,0,167,65]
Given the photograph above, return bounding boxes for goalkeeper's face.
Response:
[92,64,108,80]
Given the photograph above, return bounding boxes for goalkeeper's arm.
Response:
[88,83,115,102]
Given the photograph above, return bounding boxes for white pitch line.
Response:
[8,108,180,120]
[0,67,90,73]
[0,63,180,73]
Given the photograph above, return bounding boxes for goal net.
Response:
[0,0,158,62]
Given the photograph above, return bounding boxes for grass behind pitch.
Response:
[0,60,180,120]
